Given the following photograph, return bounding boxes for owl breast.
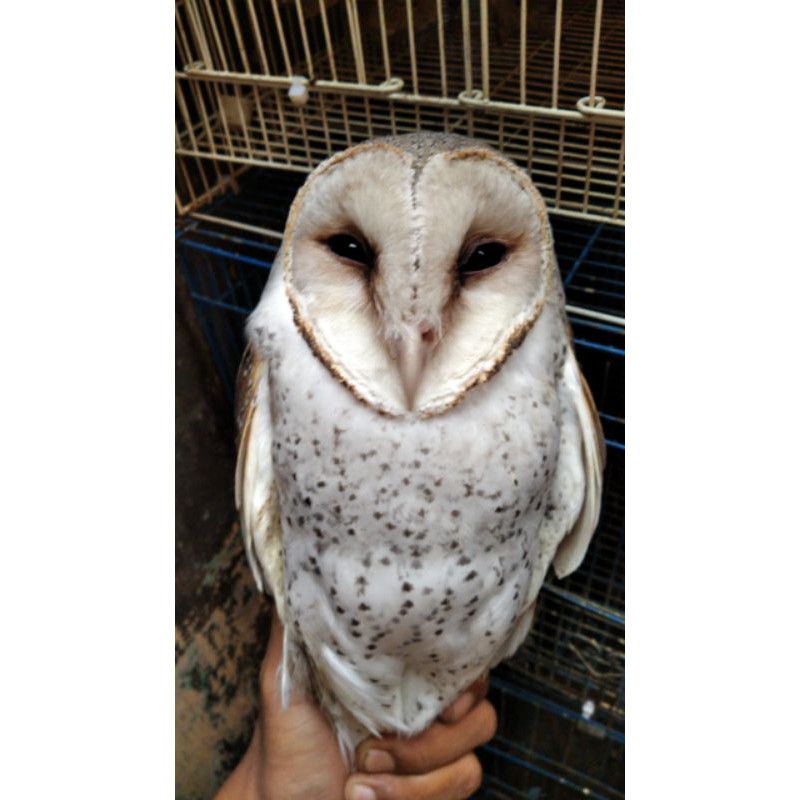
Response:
[266,298,565,736]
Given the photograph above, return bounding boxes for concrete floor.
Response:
[176,277,269,798]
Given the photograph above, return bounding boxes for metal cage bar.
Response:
[175,0,625,222]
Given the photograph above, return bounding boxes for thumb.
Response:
[259,606,285,711]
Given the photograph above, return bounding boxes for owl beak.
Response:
[396,324,436,410]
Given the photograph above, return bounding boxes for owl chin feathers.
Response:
[236,133,605,757]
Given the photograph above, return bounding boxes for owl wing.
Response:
[500,345,605,661]
[235,343,286,618]
[551,345,607,579]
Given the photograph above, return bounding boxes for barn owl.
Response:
[236,132,605,759]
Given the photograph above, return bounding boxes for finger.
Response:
[261,608,284,674]
[439,673,490,724]
[357,700,497,775]
[346,752,483,800]
[258,609,284,705]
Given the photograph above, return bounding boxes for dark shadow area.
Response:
[175,270,237,625]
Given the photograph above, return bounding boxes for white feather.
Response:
[318,645,390,736]
[235,347,289,619]
[552,346,606,578]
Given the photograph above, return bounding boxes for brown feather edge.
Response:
[234,342,259,511]
[234,341,257,448]
[282,142,414,419]
[233,344,278,598]
[417,148,556,418]
[288,299,401,418]
[281,140,556,421]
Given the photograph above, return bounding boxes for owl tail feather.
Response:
[278,629,370,766]
[332,713,369,768]
[493,604,537,666]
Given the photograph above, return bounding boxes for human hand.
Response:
[214,608,497,800]
[347,671,495,800]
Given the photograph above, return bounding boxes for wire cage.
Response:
[176,166,625,797]
[176,0,624,221]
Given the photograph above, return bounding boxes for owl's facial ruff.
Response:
[282,140,555,418]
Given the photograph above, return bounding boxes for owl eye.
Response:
[327,233,373,268]
[459,241,507,275]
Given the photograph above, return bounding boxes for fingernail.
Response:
[347,784,377,800]
[364,748,396,773]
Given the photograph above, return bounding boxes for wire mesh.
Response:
[176,153,251,214]
[499,532,624,729]
[555,219,624,319]
[175,0,625,222]
[478,676,624,799]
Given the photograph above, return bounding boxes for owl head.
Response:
[281,133,556,417]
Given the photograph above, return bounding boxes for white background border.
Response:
[2,1,799,796]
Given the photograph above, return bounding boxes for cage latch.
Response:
[576,95,625,121]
